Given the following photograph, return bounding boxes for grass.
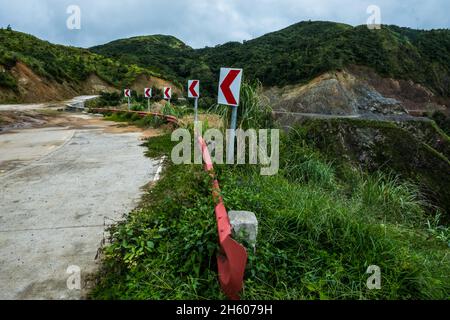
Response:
[91,135,223,300]
[287,117,450,220]
[91,82,449,300]
[90,131,450,300]
[103,111,166,129]
[212,81,273,130]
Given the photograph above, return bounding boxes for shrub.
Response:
[430,111,450,136]
[0,71,17,90]
[131,104,145,111]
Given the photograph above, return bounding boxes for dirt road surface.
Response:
[0,111,163,300]
[0,95,98,112]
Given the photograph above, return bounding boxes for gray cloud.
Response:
[0,0,449,48]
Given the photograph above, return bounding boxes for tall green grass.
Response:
[355,172,426,226]
[162,102,191,118]
[92,82,449,300]
[91,134,450,300]
[212,81,273,130]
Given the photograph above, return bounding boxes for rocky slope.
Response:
[265,66,448,116]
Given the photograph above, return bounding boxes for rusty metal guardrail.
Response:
[93,107,247,299]
[197,135,248,300]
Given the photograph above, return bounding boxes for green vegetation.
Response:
[3,21,449,105]
[91,21,450,99]
[430,111,450,136]
[90,35,191,89]
[0,69,18,90]
[162,102,191,118]
[212,81,273,130]
[102,111,166,129]
[92,83,449,300]
[288,118,450,218]
[91,130,449,299]
[85,92,122,108]
[0,29,170,92]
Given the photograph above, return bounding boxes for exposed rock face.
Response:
[347,66,447,114]
[3,62,79,103]
[265,67,447,116]
[353,86,404,115]
[82,74,117,94]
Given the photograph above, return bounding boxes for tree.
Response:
[6,24,12,31]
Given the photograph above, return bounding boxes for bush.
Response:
[431,111,450,136]
[131,104,145,111]
[0,71,17,90]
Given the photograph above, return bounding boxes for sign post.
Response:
[144,88,152,111]
[188,80,200,123]
[218,68,243,164]
[124,89,131,110]
[163,87,172,104]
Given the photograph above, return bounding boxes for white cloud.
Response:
[0,0,448,48]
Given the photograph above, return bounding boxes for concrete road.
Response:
[0,117,162,299]
[0,95,98,112]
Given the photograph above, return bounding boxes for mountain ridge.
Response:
[1,21,450,106]
[90,21,450,101]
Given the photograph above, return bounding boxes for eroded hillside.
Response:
[0,29,181,103]
[265,66,448,116]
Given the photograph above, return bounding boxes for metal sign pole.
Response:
[128,96,130,111]
[148,97,150,112]
[227,106,238,164]
[194,97,199,123]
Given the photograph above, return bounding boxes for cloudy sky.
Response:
[0,0,448,48]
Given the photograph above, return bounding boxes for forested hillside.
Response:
[91,21,450,99]
[0,28,177,102]
[2,21,449,104]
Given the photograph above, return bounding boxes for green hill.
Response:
[2,21,449,103]
[90,35,194,80]
[0,29,177,102]
[90,21,450,99]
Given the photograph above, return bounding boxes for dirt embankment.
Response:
[81,74,117,94]
[265,66,448,116]
[130,73,182,95]
[0,62,79,103]
[0,61,182,104]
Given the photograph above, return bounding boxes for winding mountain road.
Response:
[0,104,161,299]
